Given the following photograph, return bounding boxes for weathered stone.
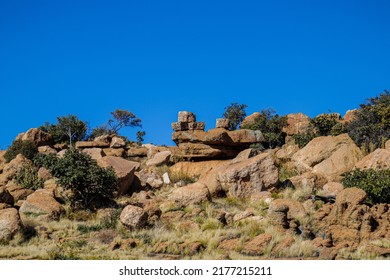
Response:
[163,172,171,185]
[37,167,52,181]
[276,142,300,161]
[231,148,259,163]
[146,151,172,167]
[218,238,240,251]
[386,140,390,151]
[0,154,31,185]
[289,172,327,190]
[355,149,390,170]
[6,184,34,202]
[178,111,196,123]
[242,233,273,256]
[268,199,306,230]
[38,146,57,155]
[216,118,230,129]
[94,134,113,144]
[282,113,311,135]
[233,210,254,222]
[170,182,211,206]
[120,205,148,230]
[0,186,14,205]
[241,112,261,128]
[127,147,148,157]
[322,182,344,196]
[103,148,125,157]
[16,128,53,146]
[171,122,189,132]
[137,170,164,189]
[97,156,140,195]
[19,189,65,221]
[341,109,358,124]
[110,137,126,148]
[0,208,23,241]
[176,143,236,159]
[83,148,105,161]
[218,152,278,198]
[188,122,205,131]
[292,134,363,179]
[75,141,110,149]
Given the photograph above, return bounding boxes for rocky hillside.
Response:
[0,110,389,260]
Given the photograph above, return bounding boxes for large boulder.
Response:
[169,182,211,206]
[0,154,31,185]
[97,156,140,195]
[146,151,172,167]
[82,148,105,161]
[292,134,363,180]
[37,146,57,155]
[217,152,279,198]
[240,112,261,128]
[120,205,148,230]
[282,113,311,135]
[0,208,23,242]
[75,141,110,149]
[110,136,125,148]
[16,128,53,147]
[242,233,273,256]
[19,189,65,221]
[354,149,390,170]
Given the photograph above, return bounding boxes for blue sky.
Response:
[0,0,389,149]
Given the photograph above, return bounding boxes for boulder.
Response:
[276,142,300,161]
[176,143,237,159]
[354,149,390,170]
[97,156,140,195]
[94,134,113,144]
[268,199,306,229]
[136,170,164,189]
[216,118,230,129]
[178,111,196,123]
[110,136,126,148]
[0,208,23,241]
[83,148,105,161]
[103,148,125,157]
[16,128,53,146]
[120,205,148,230]
[127,147,148,158]
[146,151,172,167]
[282,113,311,135]
[242,233,273,256]
[322,182,344,196]
[241,112,261,128]
[75,141,110,149]
[19,189,65,221]
[0,154,31,185]
[341,109,358,124]
[292,134,363,179]
[37,167,52,181]
[0,186,14,205]
[162,172,171,185]
[6,183,34,203]
[169,182,211,206]
[38,146,57,155]
[217,152,279,198]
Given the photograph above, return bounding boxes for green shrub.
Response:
[4,140,38,163]
[222,102,248,131]
[34,153,59,170]
[241,109,287,148]
[310,113,339,136]
[342,169,390,204]
[347,90,390,150]
[15,163,44,190]
[330,122,348,136]
[292,133,316,148]
[48,149,118,209]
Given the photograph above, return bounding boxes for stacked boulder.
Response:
[171,111,205,132]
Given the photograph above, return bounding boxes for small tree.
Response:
[136,130,146,145]
[41,115,87,146]
[49,149,118,209]
[90,109,142,138]
[4,140,38,163]
[222,102,248,130]
[310,114,339,136]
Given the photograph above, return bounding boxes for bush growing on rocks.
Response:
[222,102,248,131]
[347,90,390,152]
[15,163,44,190]
[342,168,390,204]
[4,140,38,163]
[241,109,287,148]
[44,149,118,209]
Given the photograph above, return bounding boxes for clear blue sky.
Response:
[1,0,389,149]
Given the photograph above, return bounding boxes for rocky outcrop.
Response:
[146,151,172,167]
[120,205,148,230]
[0,208,23,242]
[292,134,363,180]
[242,233,273,256]
[75,141,110,149]
[313,188,390,247]
[171,111,205,132]
[0,154,31,185]
[19,189,65,221]
[283,113,311,135]
[97,156,140,195]
[169,182,211,206]
[240,112,261,128]
[16,128,53,147]
[217,152,279,198]
[37,146,57,155]
[172,111,264,159]
[83,148,106,161]
[268,199,307,230]
[354,149,390,170]
[341,109,358,124]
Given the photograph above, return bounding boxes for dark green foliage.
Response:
[241,109,287,148]
[330,122,348,136]
[347,90,390,150]
[34,153,59,170]
[47,149,118,209]
[15,163,44,190]
[292,133,316,148]
[89,125,111,139]
[4,140,38,163]
[310,114,339,136]
[222,102,248,131]
[342,169,390,204]
[136,130,146,145]
[40,115,87,145]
